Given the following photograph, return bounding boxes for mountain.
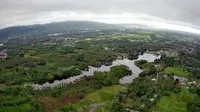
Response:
[0,21,118,39]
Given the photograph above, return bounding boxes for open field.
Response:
[156,88,194,112]
[81,85,122,104]
[61,85,123,112]
[164,67,191,77]
[110,34,151,40]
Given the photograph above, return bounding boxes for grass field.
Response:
[64,85,123,112]
[156,94,187,112]
[0,103,31,112]
[164,67,191,77]
[111,34,151,40]
[97,102,111,112]
[81,85,122,104]
[156,88,194,112]
[0,83,7,89]
[173,36,194,42]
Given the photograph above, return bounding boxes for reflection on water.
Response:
[120,53,161,84]
[137,53,160,62]
[31,53,160,89]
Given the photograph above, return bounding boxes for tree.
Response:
[188,96,200,112]
[30,101,44,112]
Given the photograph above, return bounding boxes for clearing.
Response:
[164,67,191,77]
[156,88,194,112]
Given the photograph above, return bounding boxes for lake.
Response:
[30,53,161,90]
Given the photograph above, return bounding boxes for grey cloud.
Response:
[0,0,200,29]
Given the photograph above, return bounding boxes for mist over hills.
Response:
[0,21,198,39]
[0,21,119,39]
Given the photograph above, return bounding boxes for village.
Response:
[0,44,7,60]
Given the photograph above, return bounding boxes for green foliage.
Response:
[156,88,195,112]
[156,77,175,93]
[135,60,147,68]
[187,96,200,112]
[58,46,75,54]
[110,65,132,81]
[160,56,182,67]
[111,34,151,40]
[93,65,132,85]
[29,100,44,112]
[85,85,121,102]
[61,106,77,112]
[136,60,157,78]
[0,86,43,112]
[156,93,187,112]
[108,77,157,112]
[109,93,125,112]
[1,29,200,112]
[164,67,190,77]
[35,65,130,99]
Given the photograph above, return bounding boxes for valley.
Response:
[0,22,200,112]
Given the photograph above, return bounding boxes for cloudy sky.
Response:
[1,0,200,33]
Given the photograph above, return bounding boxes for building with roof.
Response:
[0,50,7,60]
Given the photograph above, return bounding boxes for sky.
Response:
[1,0,200,34]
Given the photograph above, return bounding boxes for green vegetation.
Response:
[0,83,7,89]
[173,36,194,42]
[156,88,195,112]
[62,85,123,112]
[108,75,182,112]
[135,60,159,77]
[0,65,131,112]
[1,28,200,112]
[111,34,151,40]
[82,85,122,103]
[164,67,191,77]
[0,87,43,112]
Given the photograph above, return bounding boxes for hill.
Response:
[0,21,118,39]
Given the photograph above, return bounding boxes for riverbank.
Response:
[29,53,160,90]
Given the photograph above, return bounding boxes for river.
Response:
[30,53,161,90]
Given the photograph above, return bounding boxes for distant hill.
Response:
[0,21,118,39]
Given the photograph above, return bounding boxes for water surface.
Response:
[31,53,160,89]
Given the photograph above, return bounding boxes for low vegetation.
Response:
[164,67,191,77]
[1,28,200,112]
[156,88,195,112]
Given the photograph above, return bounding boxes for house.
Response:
[152,78,156,81]
[150,98,154,101]
[0,50,7,60]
